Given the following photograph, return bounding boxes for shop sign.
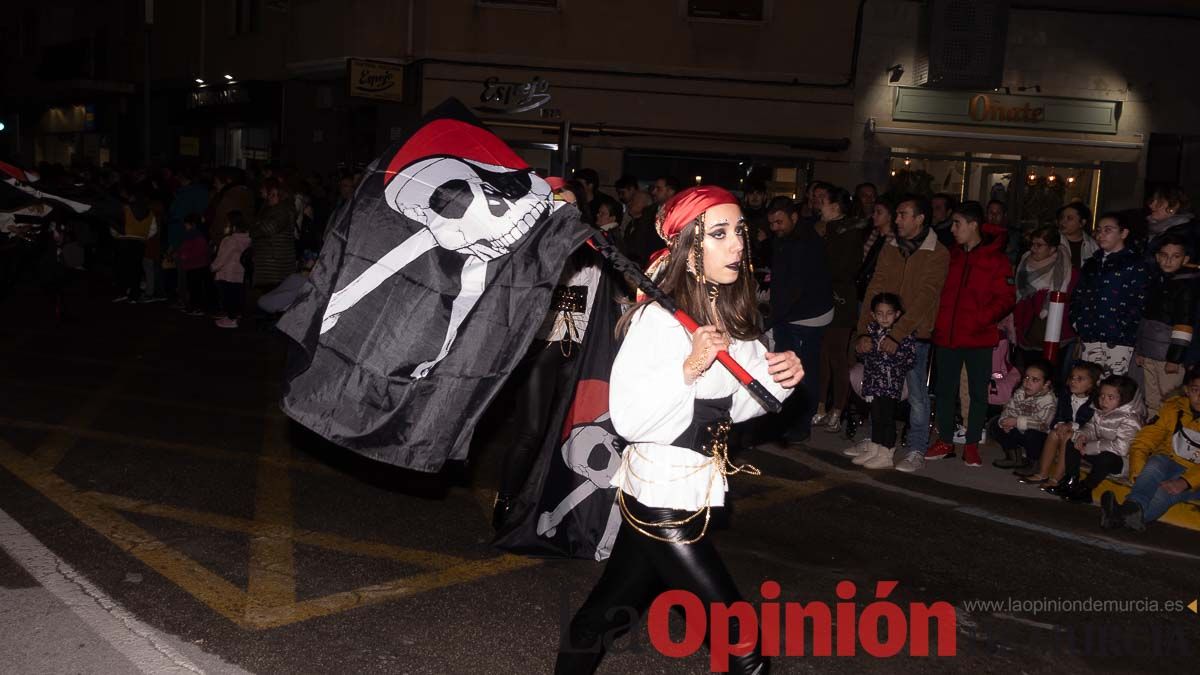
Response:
[477,76,551,114]
[188,85,250,109]
[348,58,405,102]
[892,87,1120,135]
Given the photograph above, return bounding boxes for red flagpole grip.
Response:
[584,232,784,414]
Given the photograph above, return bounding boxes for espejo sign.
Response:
[892,86,1120,134]
[347,58,405,102]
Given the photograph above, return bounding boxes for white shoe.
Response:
[852,442,882,465]
[843,439,874,457]
[863,446,896,469]
[894,452,924,473]
[952,424,967,445]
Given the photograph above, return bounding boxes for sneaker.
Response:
[1121,500,1146,532]
[1099,491,1123,530]
[215,318,239,329]
[824,410,843,433]
[895,452,924,473]
[852,442,882,465]
[924,439,955,461]
[843,439,874,457]
[963,443,982,467]
[952,424,967,445]
[862,446,896,469]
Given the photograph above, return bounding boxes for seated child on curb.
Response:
[1017,361,1102,479]
[848,293,917,470]
[989,359,1057,470]
[1101,366,1200,532]
[1057,375,1142,503]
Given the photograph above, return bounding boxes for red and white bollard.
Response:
[1043,290,1067,363]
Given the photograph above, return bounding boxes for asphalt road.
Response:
[2,276,1199,674]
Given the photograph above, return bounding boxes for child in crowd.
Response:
[210,210,252,329]
[1056,375,1143,502]
[177,214,210,317]
[847,293,916,469]
[990,359,1058,470]
[1103,367,1200,532]
[1017,362,1102,479]
[1134,232,1197,417]
[1069,212,1150,377]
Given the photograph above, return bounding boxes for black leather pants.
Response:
[555,498,768,674]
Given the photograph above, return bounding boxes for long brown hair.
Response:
[616,211,761,340]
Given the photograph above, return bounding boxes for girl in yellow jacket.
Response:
[1100,367,1200,531]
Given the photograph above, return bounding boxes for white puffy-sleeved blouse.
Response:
[609,303,792,510]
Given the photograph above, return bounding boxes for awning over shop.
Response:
[867,118,1143,163]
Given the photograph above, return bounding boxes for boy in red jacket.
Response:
[927,201,1016,466]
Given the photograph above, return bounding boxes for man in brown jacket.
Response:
[854,194,950,472]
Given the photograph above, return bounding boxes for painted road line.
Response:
[83,491,467,570]
[0,506,250,675]
[1,435,540,630]
[246,408,297,624]
[0,439,251,624]
[0,416,339,477]
[762,444,1200,562]
[0,376,287,420]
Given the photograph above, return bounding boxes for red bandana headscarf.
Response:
[646,186,739,277]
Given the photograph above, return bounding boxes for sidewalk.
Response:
[798,427,1200,533]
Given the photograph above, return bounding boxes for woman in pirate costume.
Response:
[555,186,803,674]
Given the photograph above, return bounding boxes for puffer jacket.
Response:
[1001,388,1057,432]
[1069,247,1150,347]
[932,223,1016,349]
[1135,268,1198,364]
[1076,399,1145,476]
[860,321,916,400]
[1129,394,1200,487]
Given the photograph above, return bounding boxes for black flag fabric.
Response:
[493,271,626,561]
[277,99,592,472]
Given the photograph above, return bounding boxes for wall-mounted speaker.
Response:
[914,0,1010,90]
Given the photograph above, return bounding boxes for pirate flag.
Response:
[277,99,592,472]
[494,273,625,561]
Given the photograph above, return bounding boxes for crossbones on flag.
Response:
[494,273,625,560]
[277,99,592,472]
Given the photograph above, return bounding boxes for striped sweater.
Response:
[1001,388,1057,432]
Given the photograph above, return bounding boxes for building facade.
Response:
[3,0,1199,221]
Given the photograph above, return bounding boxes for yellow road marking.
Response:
[0,376,286,420]
[29,372,130,469]
[0,440,249,624]
[82,491,468,570]
[246,410,297,621]
[0,417,339,477]
[735,474,847,512]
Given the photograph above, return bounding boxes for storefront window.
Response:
[888,152,1102,242]
[1019,165,1099,232]
[885,154,965,202]
[622,151,811,197]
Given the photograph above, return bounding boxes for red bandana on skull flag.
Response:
[277,99,593,472]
